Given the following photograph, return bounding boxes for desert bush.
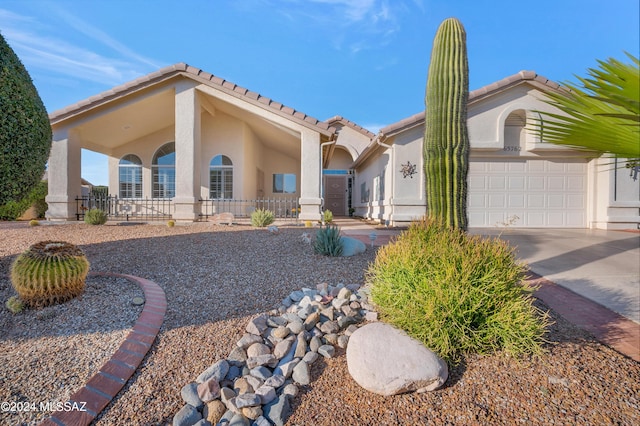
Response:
[367,217,550,364]
[251,208,275,227]
[314,224,343,256]
[84,208,108,225]
[322,209,333,223]
[29,219,39,226]
[11,241,90,307]
[6,296,24,313]
[167,220,175,227]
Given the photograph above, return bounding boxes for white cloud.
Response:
[0,8,160,86]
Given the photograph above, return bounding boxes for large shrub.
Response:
[367,218,549,364]
[0,33,52,206]
[0,180,48,220]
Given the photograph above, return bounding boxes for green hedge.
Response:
[0,181,48,220]
[0,33,52,206]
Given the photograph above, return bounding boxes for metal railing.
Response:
[75,195,174,221]
[199,198,299,221]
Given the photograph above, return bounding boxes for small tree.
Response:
[0,32,52,206]
[423,18,470,230]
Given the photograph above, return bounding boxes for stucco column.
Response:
[45,129,82,221]
[299,129,322,221]
[173,82,202,221]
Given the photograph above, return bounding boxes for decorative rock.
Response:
[246,314,269,336]
[332,297,349,310]
[346,322,448,396]
[344,324,359,336]
[234,377,254,395]
[204,400,226,424]
[337,335,349,349]
[252,416,272,426]
[320,320,340,334]
[180,382,203,408]
[247,342,271,358]
[318,344,335,359]
[303,311,320,330]
[237,333,263,349]
[339,236,366,257]
[282,383,298,398]
[229,413,251,426]
[323,333,338,345]
[245,375,264,392]
[263,395,292,426]
[365,311,379,322]
[319,306,335,321]
[220,387,236,404]
[197,377,221,402]
[246,354,277,369]
[337,315,358,329]
[293,334,307,358]
[292,360,311,385]
[255,385,277,405]
[242,405,263,420]
[309,336,322,352]
[197,360,229,384]
[173,404,202,426]
[302,351,318,365]
[287,321,304,335]
[212,212,235,225]
[235,393,261,408]
[132,296,145,306]
[273,338,294,359]
[274,359,298,379]
[272,325,290,339]
[250,366,272,381]
[289,290,304,302]
[337,287,352,300]
[226,365,242,381]
[263,374,286,388]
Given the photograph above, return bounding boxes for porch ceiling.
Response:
[204,93,302,160]
[73,88,175,154]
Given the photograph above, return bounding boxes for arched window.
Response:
[210,155,233,199]
[504,110,526,152]
[152,142,175,198]
[119,154,142,198]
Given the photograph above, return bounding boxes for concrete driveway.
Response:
[473,228,640,324]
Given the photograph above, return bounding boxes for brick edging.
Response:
[527,272,640,362]
[39,273,166,426]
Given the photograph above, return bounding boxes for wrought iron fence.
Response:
[199,198,299,221]
[75,195,174,221]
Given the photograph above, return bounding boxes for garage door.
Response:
[468,159,587,227]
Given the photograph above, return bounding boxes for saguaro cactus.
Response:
[424,17,470,230]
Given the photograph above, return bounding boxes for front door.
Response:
[324,175,347,216]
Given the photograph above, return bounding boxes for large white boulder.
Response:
[346,322,448,396]
[340,236,366,257]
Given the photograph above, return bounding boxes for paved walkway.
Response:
[338,218,639,362]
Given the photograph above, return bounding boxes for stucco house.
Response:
[46,65,639,229]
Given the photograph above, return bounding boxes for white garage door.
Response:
[468,159,587,228]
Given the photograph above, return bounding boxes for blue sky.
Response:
[1,0,638,185]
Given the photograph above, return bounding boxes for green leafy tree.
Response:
[423,18,470,230]
[531,53,639,161]
[0,32,52,206]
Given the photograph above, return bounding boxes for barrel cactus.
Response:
[424,17,470,230]
[10,241,90,307]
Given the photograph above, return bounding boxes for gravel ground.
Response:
[0,221,638,426]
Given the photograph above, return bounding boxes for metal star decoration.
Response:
[400,161,417,178]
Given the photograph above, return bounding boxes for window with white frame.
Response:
[210,155,233,199]
[360,181,369,203]
[152,142,175,198]
[118,154,142,198]
[273,173,296,193]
